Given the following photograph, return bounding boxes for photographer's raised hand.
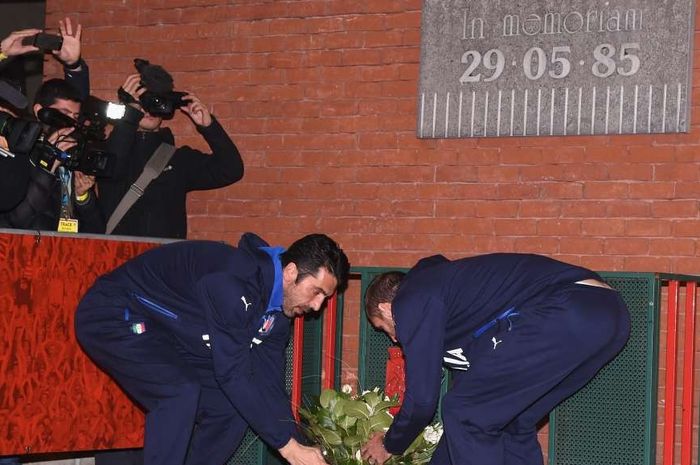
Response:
[54,17,82,67]
[180,93,212,127]
[0,28,41,57]
[118,74,145,106]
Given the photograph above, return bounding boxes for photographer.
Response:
[97,60,244,239]
[0,18,101,232]
[0,81,32,211]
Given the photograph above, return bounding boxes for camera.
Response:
[138,90,187,118]
[32,97,128,177]
[0,111,43,155]
[21,33,63,51]
[128,58,187,119]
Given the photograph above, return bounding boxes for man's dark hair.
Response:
[35,79,83,108]
[281,234,350,293]
[364,271,406,318]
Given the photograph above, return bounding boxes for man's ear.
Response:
[282,262,298,285]
[33,103,42,118]
[377,302,392,321]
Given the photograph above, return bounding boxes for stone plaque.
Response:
[417,0,695,138]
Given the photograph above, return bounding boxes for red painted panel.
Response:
[0,232,161,455]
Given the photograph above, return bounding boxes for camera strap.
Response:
[105,142,176,235]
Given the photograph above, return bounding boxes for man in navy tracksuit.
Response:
[360,253,630,465]
[75,233,349,465]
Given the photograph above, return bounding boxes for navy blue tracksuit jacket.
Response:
[75,234,297,465]
[384,254,631,465]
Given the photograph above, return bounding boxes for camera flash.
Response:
[106,102,126,120]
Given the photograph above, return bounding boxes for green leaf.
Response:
[356,418,370,439]
[338,414,357,430]
[320,389,336,409]
[343,401,371,420]
[342,434,363,448]
[319,428,343,446]
[373,399,400,413]
[363,390,381,409]
[369,411,393,431]
[331,397,347,419]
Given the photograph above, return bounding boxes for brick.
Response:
[624,219,673,237]
[494,219,537,236]
[649,239,696,257]
[581,219,626,236]
[513,237,561,253]
[623,256,673,271]
[519,201,561,217]
[476,201,519,218]
[604,238,650,255]
[629,183,676,199]
[584,182,630,199]
[536,219,582,236]
[651,200,700,218]
[559,237,604,255]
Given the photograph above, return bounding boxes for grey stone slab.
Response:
[417,0,695,138]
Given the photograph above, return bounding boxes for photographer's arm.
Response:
[0,166,57,229]
[0,28,40,67]
[55,18,90,101]
[73,171,105,233]
[179,94,244,191]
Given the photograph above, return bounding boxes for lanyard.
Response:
[58,167,74,219]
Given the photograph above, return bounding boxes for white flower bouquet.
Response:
[299,385,442,465]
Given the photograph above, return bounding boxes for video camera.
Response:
[118,58,187,119]
[31,97,129,177]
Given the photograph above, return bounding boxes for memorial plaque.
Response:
[417,0,695,138]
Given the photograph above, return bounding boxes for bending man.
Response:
[76,233,349,465]
[361,253,630,465]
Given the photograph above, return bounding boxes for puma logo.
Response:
[241,296,252,311]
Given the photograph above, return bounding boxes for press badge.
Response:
[57,218,79,233]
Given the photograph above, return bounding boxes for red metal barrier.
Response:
[662,279,698,465]
[291,317,305,421]
[322,294,338,390]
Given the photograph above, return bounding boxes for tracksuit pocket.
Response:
[132,293,179,320]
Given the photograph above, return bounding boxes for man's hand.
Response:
[180,93,212,127]
[361,432,393,465]
[47,127,76,151]
[74,171,95,197]
[118,74,145,106]
[278,437,329,465]
[0,29,41,57]
[53,17,82,67]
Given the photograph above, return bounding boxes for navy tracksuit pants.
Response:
[75,289,248,465]
[429,283,631,465]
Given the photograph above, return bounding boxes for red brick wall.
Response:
[41,1,700,463]
[42,0,700,273]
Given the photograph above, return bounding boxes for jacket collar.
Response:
[258,246,285,313]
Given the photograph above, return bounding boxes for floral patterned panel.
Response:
[0,232,162,455]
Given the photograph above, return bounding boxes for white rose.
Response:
[341,384,353,394]
[423,425,442,444]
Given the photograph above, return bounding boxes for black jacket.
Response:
[97,116,244,239]
[0,165,103,232]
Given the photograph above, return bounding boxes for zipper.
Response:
[133,293,178,319]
